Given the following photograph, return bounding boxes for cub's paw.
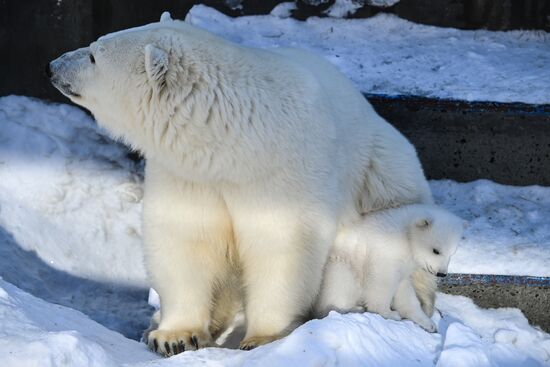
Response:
[239,335,282,350]
[147,329,213,357]
[377,310,402,321]
[417,318,437,333]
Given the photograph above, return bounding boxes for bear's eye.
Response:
[89,54,95,64]
[433,249,440,255]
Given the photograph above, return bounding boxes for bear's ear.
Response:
[144,44,169,88]
[415,217,432,230]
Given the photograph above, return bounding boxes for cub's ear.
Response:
[144,44,169,87]
[415,217,432,230]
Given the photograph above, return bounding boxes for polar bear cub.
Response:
[315,204,463,332]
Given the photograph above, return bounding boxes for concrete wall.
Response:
[368,95,550,186]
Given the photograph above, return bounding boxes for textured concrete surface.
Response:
[440,274,550,332]
[368,94,550,186]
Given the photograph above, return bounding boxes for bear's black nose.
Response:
[45,62,52,78]
[436,272,447,278]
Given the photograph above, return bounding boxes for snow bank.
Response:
[186,5,550,104]
[1,278,549,367]
[0,96,146,286]
[0,279,156,367]
[0,96,151,339]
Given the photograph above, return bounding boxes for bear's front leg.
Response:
[142,163,233,356]
[229,191,335,350]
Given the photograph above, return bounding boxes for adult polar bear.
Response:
[49,14,433,354]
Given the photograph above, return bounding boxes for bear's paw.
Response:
[239,334,284,350]
[147,329,213,357]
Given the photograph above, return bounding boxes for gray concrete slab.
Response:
[440,274,550,332]
[368,94,550,186]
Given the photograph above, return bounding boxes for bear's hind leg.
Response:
[230,196,334,350]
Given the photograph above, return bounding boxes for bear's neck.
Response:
[132,58,283,183]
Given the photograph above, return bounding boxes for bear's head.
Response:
[408,206,464,278]
[47,13,226,153]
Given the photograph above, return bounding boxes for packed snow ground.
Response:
[2,277,549,367]
[186,4,550,104]
[0,93,549,366]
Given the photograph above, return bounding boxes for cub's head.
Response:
[408,206,464,278]
[46,13,220,148]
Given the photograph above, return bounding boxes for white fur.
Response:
[50,18,433,352]
[314,204,463,332]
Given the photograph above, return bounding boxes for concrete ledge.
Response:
[367,94,550,186]
[440,274,550,332]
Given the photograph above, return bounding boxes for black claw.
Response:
[153,339,159,352]
[178,341,185,353]
[191,335,199,349]
[172,342,178,354]
[164,341,170,355]
[240,345,254,351]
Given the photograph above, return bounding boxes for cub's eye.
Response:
[89,54,95,64]
[433,249,440,255]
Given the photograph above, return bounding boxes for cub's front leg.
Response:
[142,162,233,356]
[363,261,401,321]
[314,258,362,318]
[393,278,437,332]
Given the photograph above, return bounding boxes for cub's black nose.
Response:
[45,62,52,78]
[436,272,447,278]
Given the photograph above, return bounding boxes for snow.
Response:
[325,0,401,18]
[185,5,550,104]
[1,278,549,366]
[366,0,400,7]
[0,278,156,367]
[0,96,151,340]
[432,180,550,276]
[325,0,364,17]
[0,64,549,366]
[270,2,297,18]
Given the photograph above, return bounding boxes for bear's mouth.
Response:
[52,81,81,98]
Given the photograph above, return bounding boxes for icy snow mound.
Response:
[186,5,550,104]
[1,278,549,367]
[0,96,151,339]
[0,95,146,286]
[0,279,156,367]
